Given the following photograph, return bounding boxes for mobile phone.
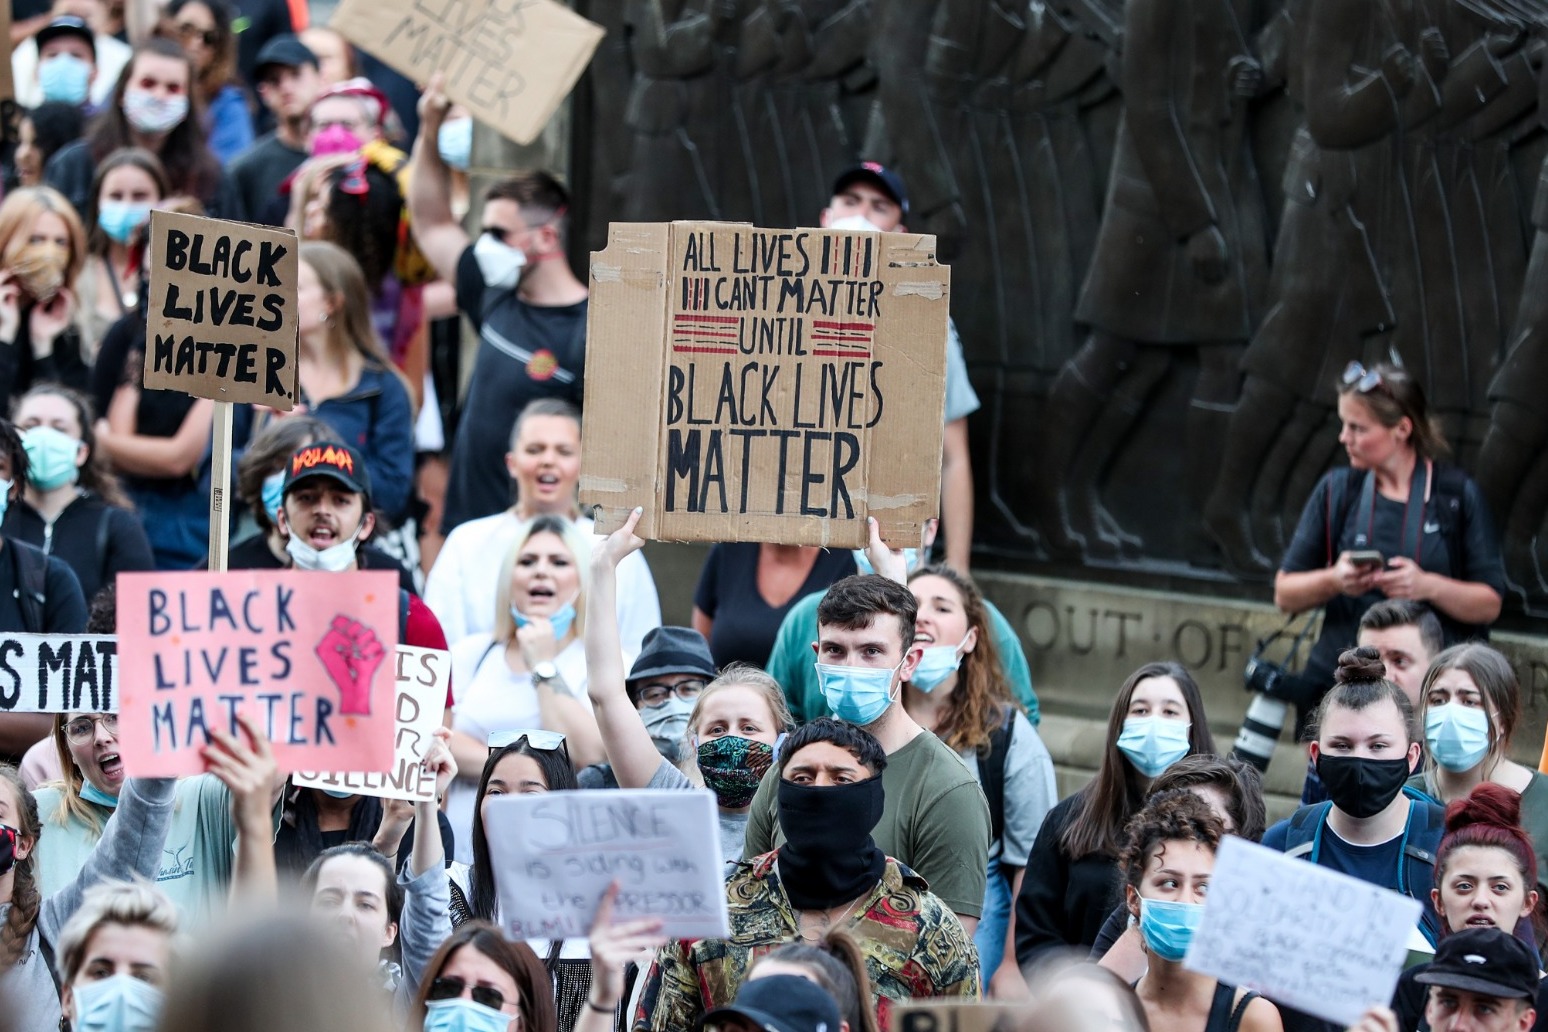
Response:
[1346,549,1385,568]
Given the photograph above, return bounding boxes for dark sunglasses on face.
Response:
[176,22,219,47]
[638,679,707,707]
[426,975,507,1012]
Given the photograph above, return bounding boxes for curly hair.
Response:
[1118,789,1224,894]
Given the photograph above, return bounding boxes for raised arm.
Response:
[395,731,457,1010]
[586,508,673,788]
[204,713,281,905]
[406,72,472,284]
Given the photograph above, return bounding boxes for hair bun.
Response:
[1445,781,1524,836]
[1333,645,1387,685]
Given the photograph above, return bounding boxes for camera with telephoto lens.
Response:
[1231,615,1319,773]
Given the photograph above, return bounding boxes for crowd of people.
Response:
[0,4,1532,1032]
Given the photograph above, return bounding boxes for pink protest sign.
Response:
[115,570,399,777]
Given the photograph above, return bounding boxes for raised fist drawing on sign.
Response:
[315,616,386,715]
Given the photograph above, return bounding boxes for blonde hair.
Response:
[56,879,179,985]
[0,186,87,285]
[683,662,794,756]
[285,154,350,238]
[298,241,416,414]
[48,712,109,838]
[492,515,592,645]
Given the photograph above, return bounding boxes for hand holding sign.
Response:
[587,880,666,1010]
[203,711,278,830]
[594,507,647,574]
[315,616,388,715]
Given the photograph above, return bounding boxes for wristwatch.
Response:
[531,661,560,683]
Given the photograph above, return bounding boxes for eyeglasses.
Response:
[64,714,117,744]
[638,679,707,707]
[487,729,569,757]
[175,22,219,47]
[426,976,509,1012]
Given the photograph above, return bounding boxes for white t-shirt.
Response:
[424,511,660,661]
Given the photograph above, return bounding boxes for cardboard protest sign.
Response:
[143,210,299,408]
[293,646,448,801]
[484,790,730,940]
[581,223,949,548]
[115,570,399,777]
[891,1002,1042,1032]
[1185,836,1422,1027]
[0,635,117,713]
[329,0,604,146]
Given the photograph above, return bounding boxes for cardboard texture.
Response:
[0,3,13,106]
[581,222,949,548]
[329,0,604,146]
[115,570,399,777]
[293,646,449,801]
[143,210,299,408]
[0,635,117,713]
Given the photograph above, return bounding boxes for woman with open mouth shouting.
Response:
[443,514,604,864]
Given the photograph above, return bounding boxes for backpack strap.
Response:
[35,928,60,994]
[10,541,47,633]
[95,505,113,581]
[1325,468,1361,567]
[981,707,1015,850]
[1280,802,1333,861]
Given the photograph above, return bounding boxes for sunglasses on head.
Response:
[487,729,568,756]
[426,975,509,1012]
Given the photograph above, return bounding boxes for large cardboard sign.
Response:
[484,790,730,940]
[293,646,448,801]
[1185,836,1422,1027]
[143,210,299,408]
[0,635,117,713]
[581,222,949,548]
[115,570,399,777]
[329,0,604,146]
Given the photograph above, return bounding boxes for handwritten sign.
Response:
[0,635,117,713]
[293,646,448,801]
[115,570,399,777]
[143,210,299,408]
[329,0,604,146]
[581,223,948,548]
[484,790,730,940]
[1185,836,1422,1027]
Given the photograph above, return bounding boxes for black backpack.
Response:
[8,540,48,633]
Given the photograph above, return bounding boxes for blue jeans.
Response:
[975,860,1011,983]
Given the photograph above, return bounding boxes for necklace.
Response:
[796,897,862,942]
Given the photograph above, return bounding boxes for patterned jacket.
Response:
[633,851,980,1032]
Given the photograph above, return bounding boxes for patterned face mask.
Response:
[696,735,774,809]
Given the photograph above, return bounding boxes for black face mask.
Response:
[776,776,885,911]
[0,824,18,878]
[1316,754,1411,819]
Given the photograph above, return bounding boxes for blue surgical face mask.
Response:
[438,118,472,171]
[39,53,91,105]
[97,201,152,245]
[79,781,119,808]
[1117,716,1192,778]
[0,477,13,523]
[21,424,81,491]
[320,788,354,799]
[852,548,920,576]
[512,599,576,641]
[70,972,164,1032]
[1139,897,1204,963]
[423,997,512,1032]
[286,528,359,572]
[815,661,900,725]
[910,643,964,693]
[1425,703,1492,773]
[261,470,285,522]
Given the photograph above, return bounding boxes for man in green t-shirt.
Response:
[742,573,991,929]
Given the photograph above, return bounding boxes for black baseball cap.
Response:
[832,162,909,217]
[282,441,372,503]
[1414,927,1540,1000]
[254,34,318,78]
[700,975,842,1032]
[36,16,95,57]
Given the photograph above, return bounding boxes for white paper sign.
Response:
[484,789,730,940]
[292,646,448,801]
[1185,836,1423,1027]
[0,635,118,713]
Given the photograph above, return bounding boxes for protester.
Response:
[0,763,174,1031]
[1411,927,1539,1032]
[14,103,86,189]
[743,933,880,1032]
[1014,661,1214,965]
[698,976,847,1032]
[1407,644,1548,881]
[0,418,86,761]
[445,515,602,857]
[1031,961,1154,1032]
[74,148,164,361]
[14,13,130,110]
[634,718,980,1032]
[1119,790,1282,1032]
[693,542,857,669]
[228,34,320,223]
[902,562,1054,993]
[1275,362,1504,790]
[54,879,179,1031]
[45,38,241,220]
[4,383,152,602]
[0,185,88,401]
[1262,647,1445,947]
[412,921,559,1032]
[1393,784,1548,1031]
[307,78,399,154]
[425,399,661,654]
[297,26,353,87]
[160,0,251,163]
[408,73,588,533]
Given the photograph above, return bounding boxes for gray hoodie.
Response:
[0,776,176,1031]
